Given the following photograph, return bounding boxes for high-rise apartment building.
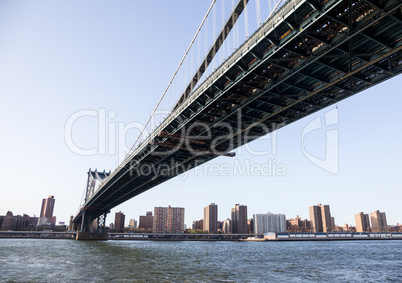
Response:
[286,215,311,233]
[309,205,322,233]
[381,212,387,228]
[114,211,125,232]
[153,206,185,234]
[167,206,185,234]
[217,221,223,232]
[247,218,254,234]
[231,204,247,234]
[37,195,56,226]
[321,205,332,232]
[370,210,388,232]
[309,204,332,233]
[355,212,370,232]
[153,207,168,233]
[139,211,154,229]
[203,203,218,233]
[192,219,204,230]
[40,195,55,219]
[253,212,286,234]
[222,219,231,234]
[128,219,137,228]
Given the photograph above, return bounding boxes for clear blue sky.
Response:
[0,1,401,228]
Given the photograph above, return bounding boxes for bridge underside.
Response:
[75,0,402,223]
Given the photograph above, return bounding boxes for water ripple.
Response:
[0,239,401,282]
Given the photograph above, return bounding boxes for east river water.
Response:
[0,239,401,282]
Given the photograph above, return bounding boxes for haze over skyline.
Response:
[0,1,401,227]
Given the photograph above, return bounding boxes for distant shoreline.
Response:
[1,231,402,241]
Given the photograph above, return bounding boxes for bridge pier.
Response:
[76,211,108,241]
[76,231,108,241]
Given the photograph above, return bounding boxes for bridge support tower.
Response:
[76,211,109,241]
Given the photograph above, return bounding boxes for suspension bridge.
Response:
[73,0,402,240]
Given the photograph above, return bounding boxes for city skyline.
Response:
[1,195,401,230]
[0,1,401,227]
[108,204,397,232]
[1,198,400,233]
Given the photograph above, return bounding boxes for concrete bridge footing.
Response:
[76,231,108,241]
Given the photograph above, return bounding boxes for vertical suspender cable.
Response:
[268,0,272,16]
[256,0,261,26]
[190,42,194,91]
[184,49,188,97]
[222,0,226,60]
[232,0,236,51]
[197,29,201,83]
[213,3,217,70]
[243,0,249,38]
[228,3,232,56]
[268,0,283,20]
[226,0,230,57]
[236,8,239,48]
[205,12,209,77]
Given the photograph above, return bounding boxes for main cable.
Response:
[122,0,217,163]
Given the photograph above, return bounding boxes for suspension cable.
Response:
[122,0,217,162]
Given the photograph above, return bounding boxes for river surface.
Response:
[0,239,401,282]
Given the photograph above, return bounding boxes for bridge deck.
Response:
[75,0,402,222]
